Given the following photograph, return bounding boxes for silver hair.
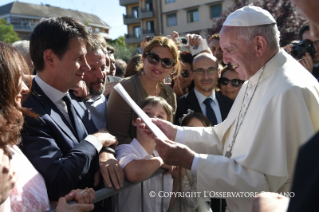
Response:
[12,40,30,57]
[236,24,280,50]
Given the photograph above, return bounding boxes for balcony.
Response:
[123,14,140,25]
[140,8,154,19]
[142,29,156,38]
[125,33,142,44]
[12,24,36,32]
[119,0,139,6]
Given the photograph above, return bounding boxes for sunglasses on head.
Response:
[219,77,244,87]
[181,70,190,78]
[144,52,176,69]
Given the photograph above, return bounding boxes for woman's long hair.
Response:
[0,42,33,156]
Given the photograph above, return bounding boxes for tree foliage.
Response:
[108,36,139,63]
[206,0,307,46]
[0,19,20,44]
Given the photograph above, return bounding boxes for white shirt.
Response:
[174,50,319,212]
[35,75,102,152]
[115,138,173,212]
[194,88,222,124]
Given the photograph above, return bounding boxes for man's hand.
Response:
[93,129,118,148]
[252,192,289,212]
[99,152,124,190]
[299,52,314,73]
[103,82,118,97]
[0,149,18,204]
[136,118,178,141]
[72,80,90,100]
[154,137,195,169]
[55,189,95,212]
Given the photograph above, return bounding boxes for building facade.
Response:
[0,1,111,40]
[120,0,242,46]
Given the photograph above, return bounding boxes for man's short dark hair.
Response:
[30,16,91,71]
[299,23,310,40]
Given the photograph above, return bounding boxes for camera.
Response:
[175,37,189,46]
[291,39,316,60]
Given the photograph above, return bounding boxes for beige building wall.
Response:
[161,0,235,37]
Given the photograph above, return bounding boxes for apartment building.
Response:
[0,1,111,40]
[120,0,244,46]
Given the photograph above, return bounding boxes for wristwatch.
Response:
[100,147,116,156]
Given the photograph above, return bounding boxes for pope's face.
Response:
[220,27,256,81]
[290,0,319,37]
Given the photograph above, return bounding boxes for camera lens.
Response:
[291,47,307,60]
[181,38,188,45]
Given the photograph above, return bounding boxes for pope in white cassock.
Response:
[141,5,319,212]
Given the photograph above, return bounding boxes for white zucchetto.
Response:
[223,5,276,27]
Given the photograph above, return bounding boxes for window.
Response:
[146,21,154,33]
[166,0,175,3]
[94,27,100,33]
[210,4,222,18]
[145,0,153,11]
[132,6,139,18]
[167,13,177,26]
[187,9,199,23]
[134,26,141,37]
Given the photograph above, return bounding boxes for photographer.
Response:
[289,24,319,79]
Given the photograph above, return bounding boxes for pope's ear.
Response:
[254,35,267,57]
[43,49,57,68]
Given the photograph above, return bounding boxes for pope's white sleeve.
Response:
[196,154,288,193]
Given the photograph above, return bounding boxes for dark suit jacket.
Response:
[21,79,99,200]
[287,131,319,212]
[175,89,234,125]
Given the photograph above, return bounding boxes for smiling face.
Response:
[83,49,108,96]
[142,46,175,82]
[192,55,219,96]
[220,27,257,81]
[53,37,90,92]
[220,69,242,100]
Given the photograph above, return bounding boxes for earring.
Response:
[141,70,145,75]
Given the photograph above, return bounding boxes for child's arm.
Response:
[123,157,164,182]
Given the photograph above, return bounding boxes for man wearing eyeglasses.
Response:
[175,53,233,127]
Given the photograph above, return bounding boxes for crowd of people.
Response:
[1,0,319,211]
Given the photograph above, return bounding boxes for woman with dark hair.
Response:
[218,65,244,100]
[173,51,195,99]
[0,42,95,212]
[107,36,180,144]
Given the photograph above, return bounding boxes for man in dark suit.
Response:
[174,52,233,212]
[21,17,123,211]
[175,52,233,126]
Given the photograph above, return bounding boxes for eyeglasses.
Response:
[219,77,244,87]
[193,67,218,75]
[144,52,176,69]
[181,70,190,78]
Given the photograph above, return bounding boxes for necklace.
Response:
[224,66,266,159]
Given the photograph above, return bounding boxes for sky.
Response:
[0,0,127,39]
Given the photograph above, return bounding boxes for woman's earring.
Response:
[141,70,145,75]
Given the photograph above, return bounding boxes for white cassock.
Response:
[177,49,319,212]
